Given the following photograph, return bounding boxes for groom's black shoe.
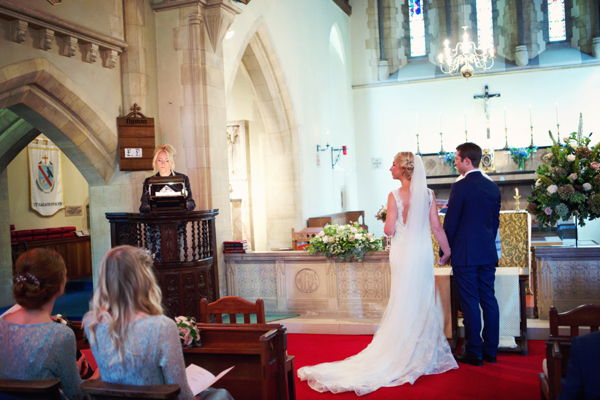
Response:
[482,354,497,363]
[454,352,483,366]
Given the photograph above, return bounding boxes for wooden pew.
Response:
[183,324,288,400]
[307,211,367,231]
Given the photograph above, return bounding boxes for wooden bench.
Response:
[184,324,288,400]
[81,380,180,400]
[0,378,62,399]
[291,228,322,250]
[307,210,367,231]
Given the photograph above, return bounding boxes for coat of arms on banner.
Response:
[36,158,55,193]
[28,138,64,216]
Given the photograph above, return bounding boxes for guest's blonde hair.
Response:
[152,144,176,173]
[394,152,415,179]
[84,245,163,363]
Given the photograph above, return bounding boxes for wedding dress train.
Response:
[297,156,457,396]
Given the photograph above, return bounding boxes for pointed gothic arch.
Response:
[0,58,117,185]
[227,21,303,249]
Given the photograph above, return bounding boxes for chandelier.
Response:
[438,25,494,78]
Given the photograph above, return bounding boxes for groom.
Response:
[443,142,501,366]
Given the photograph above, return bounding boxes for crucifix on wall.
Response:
[473,85,501,139]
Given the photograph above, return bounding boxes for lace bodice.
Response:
[392,188,433,236]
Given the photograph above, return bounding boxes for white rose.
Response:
[547,185,558,194]
[318,231,325,237]
[355,233,363,240]
[535,179,543,187]
[570,142,578,149]
[322,236,329,243]
[583,183,592,191]
[350,227,358,233]
[366,233,373,239]
[567,154,576,162]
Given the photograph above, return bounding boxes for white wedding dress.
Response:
[297,156,457,396]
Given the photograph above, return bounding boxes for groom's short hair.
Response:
[456,142,482,168]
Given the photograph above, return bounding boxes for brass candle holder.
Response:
[514,194,521,211]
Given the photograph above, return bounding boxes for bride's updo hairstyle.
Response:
[13,249,66,310]
[394,151,415,179]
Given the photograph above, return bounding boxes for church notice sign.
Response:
[117,103,155,171]
[28,139,64,216]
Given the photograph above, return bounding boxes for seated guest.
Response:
[0,249,84,400]
[140,143,196,213]
[558,330,600,400]
[84,245,232,400]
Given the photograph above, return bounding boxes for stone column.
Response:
[154,0,240,296]
[0,169,13,307]
[123,0,149,112]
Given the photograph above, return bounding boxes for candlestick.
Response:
[504,107,507,129]
[529,125,535,149]
[416,113,419,133]
[326,130,330,145]
[514,194,521,211]
[465,130,468,142]
[515,187,519,197]
[464,111,468,131]
[504,127,509,150]
[439,131,445,156]
[416,133,421,155]
[439,112,442,132]
[555,103,560,125]
[529,104,533,126]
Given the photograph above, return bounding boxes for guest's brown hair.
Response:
[13,249,66,310]
[456,142,482,168]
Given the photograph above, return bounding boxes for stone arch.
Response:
[227,22,303,248]
[0,58,117,185]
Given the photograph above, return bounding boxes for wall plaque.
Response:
[117,104,155,171]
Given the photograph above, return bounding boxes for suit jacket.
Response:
[558,331,600,400]
[443,170,501,267]
[139,171,196,213]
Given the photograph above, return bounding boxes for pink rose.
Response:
[544,207,553,215]
[569,173,578,180]
[591,162,599,170]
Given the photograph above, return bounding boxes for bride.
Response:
[297,152,458,395]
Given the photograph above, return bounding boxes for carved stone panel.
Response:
[236,263,276,298]
[338,262,386,300]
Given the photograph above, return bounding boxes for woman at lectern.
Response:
[140,143,196,213]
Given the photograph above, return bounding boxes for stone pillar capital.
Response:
[203,1,241,52]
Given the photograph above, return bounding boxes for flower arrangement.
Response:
[527,130,600,228]
[306,222,383,262]
[443,152,457,173]
[509,147,537,170]
[175,316,201,348]
[375,205,387,222]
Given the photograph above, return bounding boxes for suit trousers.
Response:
[453,263,500,358]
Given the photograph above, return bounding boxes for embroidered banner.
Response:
[28,140,64,216]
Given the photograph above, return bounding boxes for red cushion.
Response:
[47,228,62,234]
[10,225,15,231]
[10,231,16,238]
[32,228,49,235]
[61,232,76,238]
[47,233,62,239]
[11,237,17,243]
[33,234,48,240]
[20,236,34,242]
[60,226,76,232]
[15,230,32,236]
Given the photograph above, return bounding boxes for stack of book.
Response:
[223,240,249,253]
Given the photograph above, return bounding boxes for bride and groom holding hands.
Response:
[298,142,502,395]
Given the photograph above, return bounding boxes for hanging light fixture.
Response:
[438,24,494,78]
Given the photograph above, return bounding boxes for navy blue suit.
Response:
[444,170,501,359]
[558,331,600,400]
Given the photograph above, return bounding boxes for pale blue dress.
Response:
[0,318,84,400]
[85,315,222,400]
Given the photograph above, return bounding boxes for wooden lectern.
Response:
[106,210,220,318]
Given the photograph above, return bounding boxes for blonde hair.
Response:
[84,246,163,363]
[152,144,176,174]
[394,151,415,179]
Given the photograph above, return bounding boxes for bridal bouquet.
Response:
[375,205,387,222]
[307,222,383,262]
[527,130,600,227]
[175,316,201,348]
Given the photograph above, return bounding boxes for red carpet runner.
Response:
[288,334,545,399]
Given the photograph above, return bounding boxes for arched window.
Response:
[476,0,494,51]
[548,0,567,41]
[409,0,426,57]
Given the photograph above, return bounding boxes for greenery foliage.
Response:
[307,222,383,262]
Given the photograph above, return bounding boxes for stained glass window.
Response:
[476,0,494,51]
[409,0,426,57]
[548,0,566,41]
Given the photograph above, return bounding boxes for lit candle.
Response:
[515,188,519,197]
[556,103,560,125]
[326,130,330,145]
[529,104,533,126]
[464,111,468,131]
[504,107,507,129]
[416,113,419,132]
[439,112,442,132]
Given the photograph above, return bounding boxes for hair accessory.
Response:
[14,272,40,287]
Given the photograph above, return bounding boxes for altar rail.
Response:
[106,210,219,318]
